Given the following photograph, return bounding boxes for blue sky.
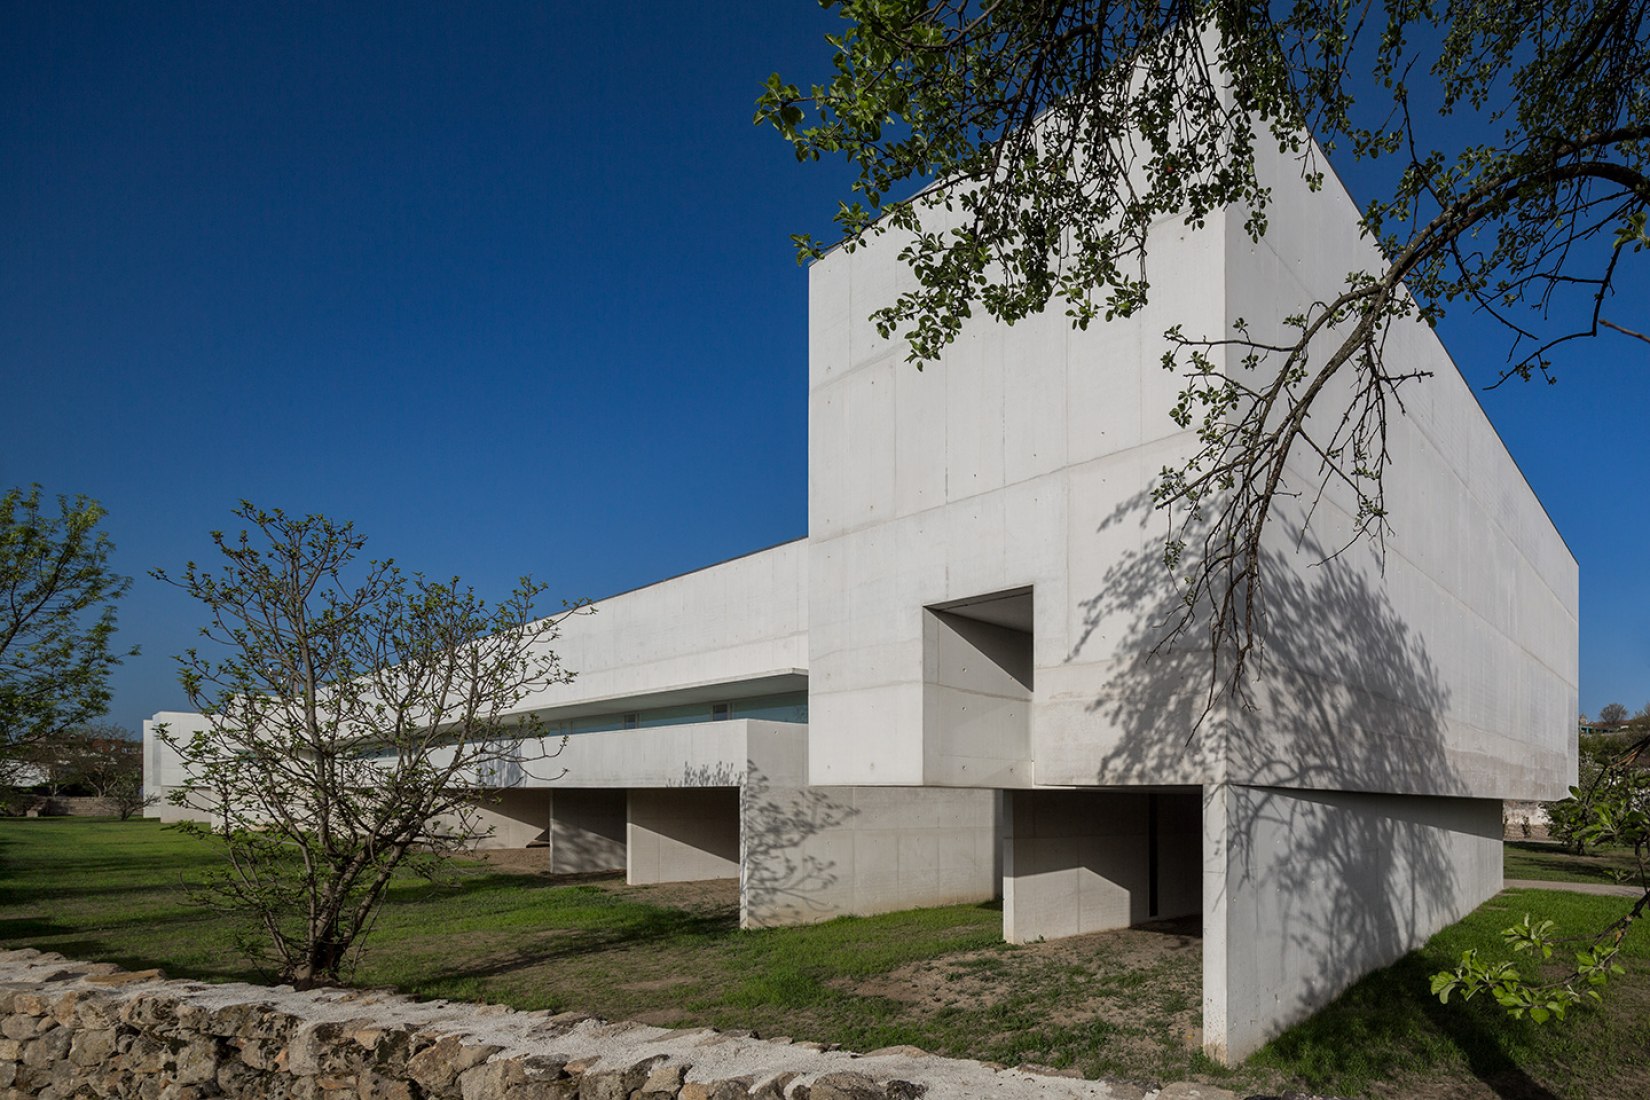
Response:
[4,3,1645,730]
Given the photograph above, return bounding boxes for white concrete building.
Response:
[143,543,1001,933]
[146,140,1576,1063]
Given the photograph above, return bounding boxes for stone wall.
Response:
[7,796,120,818]
[0,950,1155,1100]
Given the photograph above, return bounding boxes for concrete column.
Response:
[548,789,627,873]
[1003,788,1200,943]
[626,787,741,884]
[1201,783,1503,1064]
[740,780,999,928]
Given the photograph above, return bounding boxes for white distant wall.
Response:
[141,711,213,823]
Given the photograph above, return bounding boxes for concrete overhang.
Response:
[506,670,808,723]
[487,718,809,791]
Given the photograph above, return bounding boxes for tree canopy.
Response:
[0,487,132,763]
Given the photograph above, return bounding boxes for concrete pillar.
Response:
[740,780,999,928]
[626,787,741,884]
[548,789,627,873]
[1201,783,1503,1064]
[1003,788,1200,943]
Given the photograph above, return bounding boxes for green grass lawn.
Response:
[3,818,1647,1099]
[1504,839,1644,886]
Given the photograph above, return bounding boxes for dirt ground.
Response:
[836,914,1206,1059]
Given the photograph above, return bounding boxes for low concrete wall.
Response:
[1202,784,1503,1063]
[550,788,627,872]
[627,788,741,884]
[741,777,1000,928]
[0,949,1149,1099]
[1002,790,1200,944]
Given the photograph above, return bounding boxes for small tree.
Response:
[1599,702,1631,725]
[56,722,141,798]
[156,504,582,989]
[0,487,133,765]
[106,769,155,821]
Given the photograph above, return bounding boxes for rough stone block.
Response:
[577,1055,667,1100]
[173,1037,222,1085]
[0,1019,35,1043]
[88,970,165,988]
[405,1035,503,1097]
[71,996,120,1031]
[636,1062,686,1098]
[289,1022,354,1077]
[67,1028,115,1066]
[21,1029,71,1069]
[808,1072,886,1100]
[748,1073,799,1100]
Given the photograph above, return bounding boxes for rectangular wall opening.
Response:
[922,587,1034,785]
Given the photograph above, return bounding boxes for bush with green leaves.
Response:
[1436,735,1649,1018]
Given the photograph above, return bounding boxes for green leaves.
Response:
[1433,722,1650,1023]
[0,486,133,761]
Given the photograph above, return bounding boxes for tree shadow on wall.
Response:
[738,764,860,928]
[1071,492,1548,1097]
[671,761,744,787]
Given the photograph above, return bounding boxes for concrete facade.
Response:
[628,787,742,884]
[145,135,1575,1066]
[797,133,1576,1060]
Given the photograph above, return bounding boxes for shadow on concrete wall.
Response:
[1068,493,1537,1090]
[670,762,744,788]
[738,764,860,927]
[549,788,625,873]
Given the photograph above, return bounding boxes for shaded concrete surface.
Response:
[1503,878,1643,898]
[627,787,742,885]
[1004,789,1201,943]
[549,788,626,873]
